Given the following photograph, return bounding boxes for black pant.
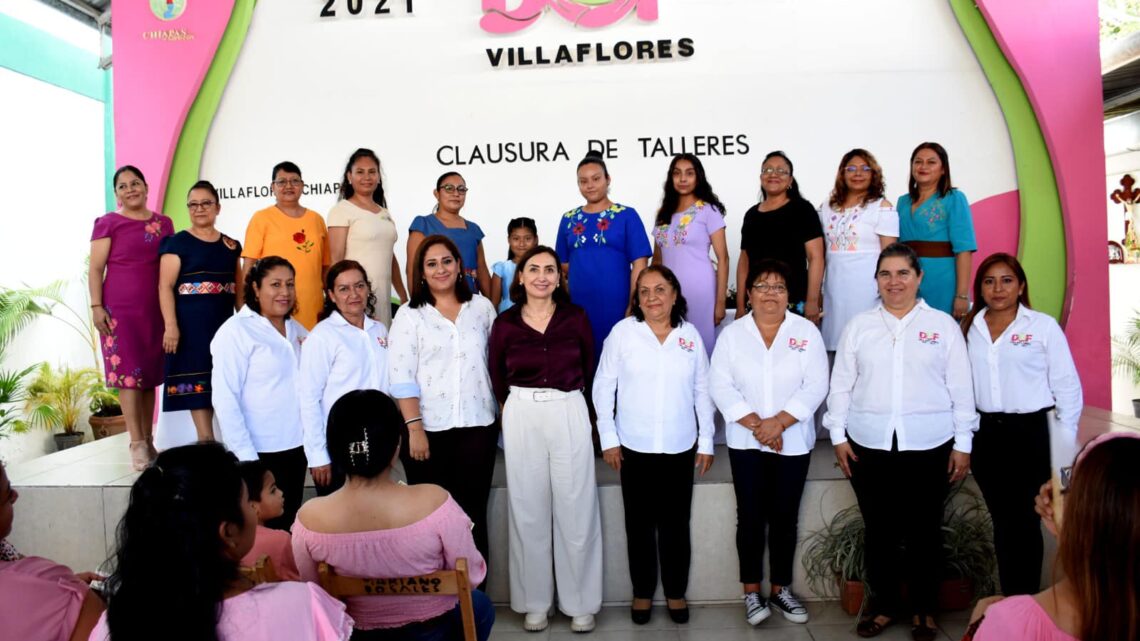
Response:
[619,445,696,599]
[728,448,811,586]
[400,424,499,566]
[258,446,307,531]
[848,437,953,616]
[314,462,347,497]
[971,410,1051,596]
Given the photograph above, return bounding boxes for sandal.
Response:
[856,614,895,638]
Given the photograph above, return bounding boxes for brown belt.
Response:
[904,240,955,258]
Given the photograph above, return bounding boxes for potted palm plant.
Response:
[1112,310,1140,418]
[22,363,102,450]
[0,364,36,441]
[88,381,125,439]
[801,503,867,614]
[802,484,997,615]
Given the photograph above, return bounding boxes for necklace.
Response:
[523,304,555,321]
[879,308,899,346]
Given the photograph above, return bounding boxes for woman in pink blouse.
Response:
[970,432,1140,641]
[292,389,494,641]
[93,443,352,641]
[0,463,104,641]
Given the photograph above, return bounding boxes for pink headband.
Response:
[1073,430,1140,470]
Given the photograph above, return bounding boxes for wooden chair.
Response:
[317,558,476,641]
[238,554,280,585]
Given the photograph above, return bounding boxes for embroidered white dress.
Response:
[817,198,899,350]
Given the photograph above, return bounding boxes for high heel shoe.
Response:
[129,440,151,471]
[667,599,689,624]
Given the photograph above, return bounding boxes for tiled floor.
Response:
[489,603,971,641]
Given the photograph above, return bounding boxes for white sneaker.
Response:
[744,592,771,626]
[570,614,596,633]
[770,587,809,623]
[523,612,548,632]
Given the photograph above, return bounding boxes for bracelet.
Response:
[955,294,969,300]
[404,417,423,426]
[90,303,103,308]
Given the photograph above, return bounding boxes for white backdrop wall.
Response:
[0,67,106,463]
[201,0,1016,274]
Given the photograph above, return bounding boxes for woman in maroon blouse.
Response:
[488,245,601,633]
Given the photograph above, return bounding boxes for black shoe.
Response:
[630,607,651,625]
[667,605,689,624]
[911,616,937,641]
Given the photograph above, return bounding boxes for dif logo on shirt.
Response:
[918,331,941,345]
[1011,333,1034,347]
[481,0,659,33]
[788,338,809,353]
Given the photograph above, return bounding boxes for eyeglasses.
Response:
[760,167,790,177]
[186,200,216,211]
[273,178,303,187]
[844,165,873,174]
[751,283,788,294]
[438,184,469,194]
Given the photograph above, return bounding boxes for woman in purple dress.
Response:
[652,154,729,355]
[89,165,174,470]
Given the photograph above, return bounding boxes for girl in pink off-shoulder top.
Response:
[292,389,494,641]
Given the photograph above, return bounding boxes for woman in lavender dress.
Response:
[652,154,730,355]
[89,165,174,470]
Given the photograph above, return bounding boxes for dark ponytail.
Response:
[103,443,246,641]
[326,389,404,479]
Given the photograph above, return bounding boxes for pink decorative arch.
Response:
[975,1,1111,408]
[111,3,233,212]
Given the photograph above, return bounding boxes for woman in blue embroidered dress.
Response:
[158,181,243,442]
[556,151,652,362]
[896,142,977,318]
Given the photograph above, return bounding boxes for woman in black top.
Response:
[735,151,824,323]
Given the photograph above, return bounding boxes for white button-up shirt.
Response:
[593,317,715,455]
[967,305,1082,445]
[210,305,308,461]
[710,313,829,455]
[387,296,497,431]
[298,311,390,467]
[824,300,979,452]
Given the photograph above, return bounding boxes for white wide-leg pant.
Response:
[503,387,603,617]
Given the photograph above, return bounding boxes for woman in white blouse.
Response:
[817,148,899,350]
[211,256,308,530]
[824,242,977,640]
[962,252,1082,597]
[327,148,407,327]
[299,259,390,497]
[594,265,715,625]
[710,259,828,628]
[388,234,498,566]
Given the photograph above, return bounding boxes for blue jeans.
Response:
[350,589,495,641]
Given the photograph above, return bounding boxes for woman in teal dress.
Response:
[897,142,976,318]
[556,151,652,362]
